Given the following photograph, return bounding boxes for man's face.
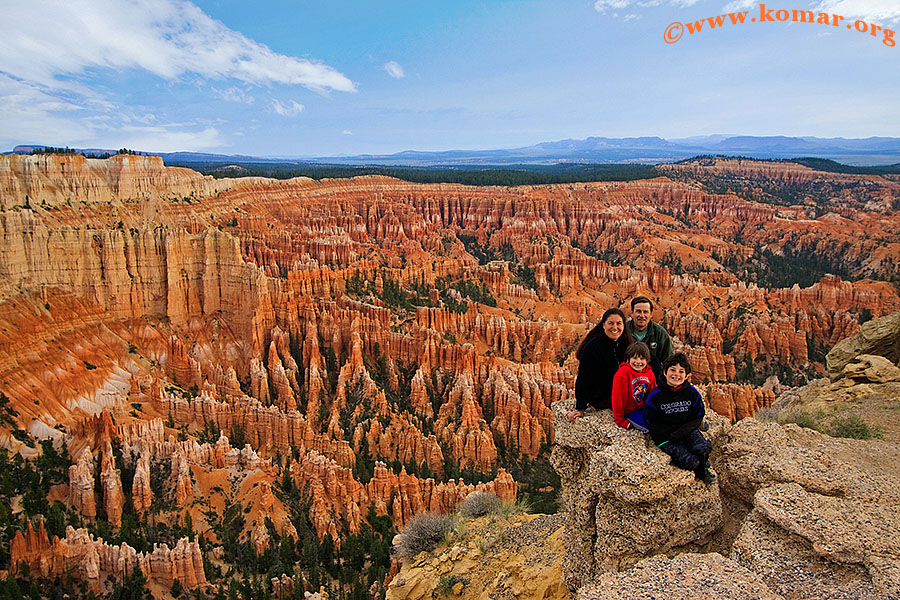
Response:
[632,302,652,331]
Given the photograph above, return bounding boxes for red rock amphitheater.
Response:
[0,152,898,597]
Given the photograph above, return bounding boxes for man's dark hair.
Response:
[662,352,692,374]
[631,296,653,311]
[625,342,650,361]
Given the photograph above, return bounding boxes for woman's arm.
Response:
[574,340,599,411]
[566,409,585,422]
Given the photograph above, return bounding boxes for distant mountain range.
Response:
[11,135,900,166]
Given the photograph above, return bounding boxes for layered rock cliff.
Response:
[0,153,235,210]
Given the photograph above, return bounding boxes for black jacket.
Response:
[574,334,629,411]
[642,380,705,445]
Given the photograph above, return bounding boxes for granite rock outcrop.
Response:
[578,553,781,600]
[826,310,900,378]
[717,418,900,599]
[549,373,900,599]
[550,402,724,589]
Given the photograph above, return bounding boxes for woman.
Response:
[566,307,633,422]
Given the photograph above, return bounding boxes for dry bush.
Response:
[392,512,454,559]
[458,491,501,518]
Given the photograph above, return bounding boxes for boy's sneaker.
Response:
[695,459,716,484]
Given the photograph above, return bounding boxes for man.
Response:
[625,296,673,383]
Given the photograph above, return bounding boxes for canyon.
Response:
[387,314,900,599]
[0,152,898,597]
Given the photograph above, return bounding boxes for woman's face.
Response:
[603,314,625,341]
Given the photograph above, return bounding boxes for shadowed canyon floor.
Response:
[0,153,898,598]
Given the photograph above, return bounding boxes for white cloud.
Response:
[0,72,228,152]
[0,0,356,93]
[0,74,93,144]
[594,0,631,11]
[383,61,406,79]
[0,1,357,151]
[342,130,353,135]
[594,0,699,12]
[723,0,757,10]
[109,127,226,153]
[269,99,305,116]
[214,87,255,104]
[813,0,900,24]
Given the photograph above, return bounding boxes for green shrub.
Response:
[777,408,824,432]
[392,512,453,559]
[10,428,35,447]
[458,491,501,518]
[435,574,469,595]
[829,415,881,440]
[495,497,534,521]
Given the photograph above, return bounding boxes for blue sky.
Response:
[1,0,898,156]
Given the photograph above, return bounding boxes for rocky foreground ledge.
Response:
[551,395,900,600]
[550,402,726,587]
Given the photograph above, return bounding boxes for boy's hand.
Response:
[566,410,585,422]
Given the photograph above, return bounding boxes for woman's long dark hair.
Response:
[575,307,632,360]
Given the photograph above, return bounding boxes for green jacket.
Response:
[626,319,673,382]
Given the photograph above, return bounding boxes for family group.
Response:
[564,297,715,483]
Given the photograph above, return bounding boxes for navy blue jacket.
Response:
[642,380,705,445]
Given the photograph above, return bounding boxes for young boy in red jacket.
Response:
[611,342,656,431]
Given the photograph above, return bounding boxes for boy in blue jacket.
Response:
[642,353,715,483]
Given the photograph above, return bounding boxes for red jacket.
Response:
[611,362,657,428]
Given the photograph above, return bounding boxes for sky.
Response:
[1,0,898,157]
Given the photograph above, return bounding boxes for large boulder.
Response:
[550,400,723,590]
[826,311,900,379]
[715,418,900,599]
[553,400,900,599]
[731,485,898,600]
[769,354,900,444]
[841,354,900,384]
